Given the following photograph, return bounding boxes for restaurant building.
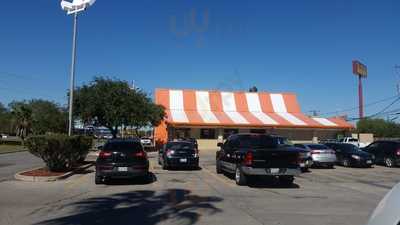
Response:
[154,88,353,149]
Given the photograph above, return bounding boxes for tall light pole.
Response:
[61,0,96,136]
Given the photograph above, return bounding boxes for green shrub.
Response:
[25,134,92,172]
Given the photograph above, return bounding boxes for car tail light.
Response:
[99,151,112,158]
[166,149,175,157]
[244,151,253,166]
[133,151,147,159]
[396,149,400,156]
[194,149,199,158]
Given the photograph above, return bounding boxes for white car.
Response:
[339,137,369,148]
[366,182,400,225]
[140,138,153,148]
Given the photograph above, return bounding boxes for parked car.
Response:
[362,140,400,167]
[339,137,369,148]
[176,138,198,149]
[294,143,336,168]
[158,141,199,170]
[95,139,149,184]
[325,143,374,167]
[216,134,302,186]
[140,137,154,149]
[366,182,400,225]
[298,151,313,172]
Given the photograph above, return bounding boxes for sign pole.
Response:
[358,75,364,119]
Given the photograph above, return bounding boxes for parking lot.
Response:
[1,150,400,225]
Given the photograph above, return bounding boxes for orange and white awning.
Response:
[155,89,353,129]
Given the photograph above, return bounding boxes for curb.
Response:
[14,163,94,182]
[0,149,28,155]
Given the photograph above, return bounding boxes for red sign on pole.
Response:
[352,60,368,77]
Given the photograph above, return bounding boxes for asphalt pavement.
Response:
[0,150,399,225]
[0,151,43,182]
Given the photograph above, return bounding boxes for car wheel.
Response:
[327,164,335,169]
[342,159,350,167]
[235,166,247,186]
[216,160,222,174]
[279,176,294,186]
[95,176,103,185]
[384,157,395,168]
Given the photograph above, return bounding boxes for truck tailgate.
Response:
[252,150,299,168]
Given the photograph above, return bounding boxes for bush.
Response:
[25,134,92,172]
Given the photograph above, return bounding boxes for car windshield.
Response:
[307,144,328,150]
[237,135,278,148]
[166,142,194,150]
[277,137,293,146]
[104,141,142,152]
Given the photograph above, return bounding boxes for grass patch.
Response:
[0,145,27,154]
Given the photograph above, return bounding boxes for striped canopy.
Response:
[155,89,353,129]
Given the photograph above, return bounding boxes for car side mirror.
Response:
[217,142,223,147]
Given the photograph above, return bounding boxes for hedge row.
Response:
[25,134,92,172]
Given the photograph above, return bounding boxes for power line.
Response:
[318,95,399,116]
[346,96,400,121]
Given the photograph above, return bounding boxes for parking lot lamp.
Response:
[60,0,96,136]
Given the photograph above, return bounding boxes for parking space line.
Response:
[201,166,236,187]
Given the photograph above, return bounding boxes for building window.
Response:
[200,129,216,139]
[175,128,191,139]
[223,129,238,139]
[250,129,266,134]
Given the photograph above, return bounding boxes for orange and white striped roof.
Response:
[155,89,353,129]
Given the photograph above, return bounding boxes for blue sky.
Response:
[0,0,400,119]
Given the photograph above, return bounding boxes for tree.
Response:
[28,99,68,135]
[8,100,68,139]
[9,101,32,140]
[74,77,166,138]
[0,103,13,134]
[125,90,166,136]
[0,102,6,114]
[357,118,400,138]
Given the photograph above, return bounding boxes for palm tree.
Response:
[10,102,32,141]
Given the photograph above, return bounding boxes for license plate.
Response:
[270,168,279,174]
[180,158,187,163]
[367,160,372,164]
[118,167,128,172]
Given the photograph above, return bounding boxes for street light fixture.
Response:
[61,0,96,136]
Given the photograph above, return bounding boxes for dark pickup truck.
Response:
[216,134,302,186]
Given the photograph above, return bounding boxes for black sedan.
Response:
[95,139,149,184]
[325,143,374,167]
[159,141,199,170]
